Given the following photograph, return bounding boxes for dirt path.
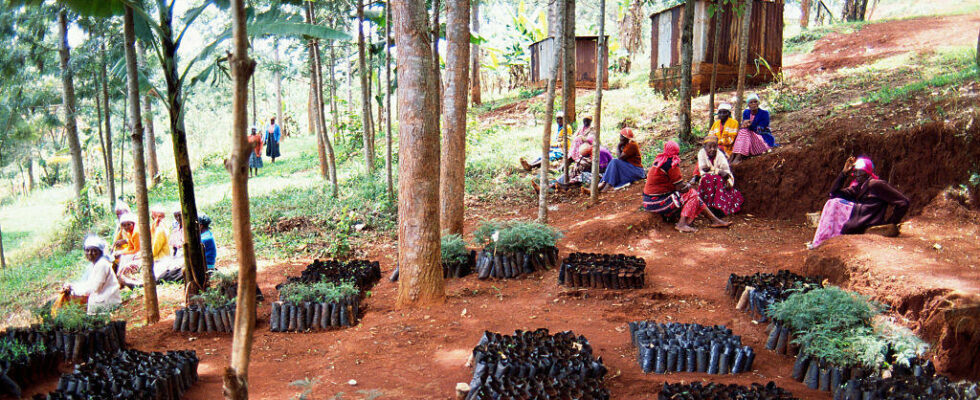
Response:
[784,13,980,75]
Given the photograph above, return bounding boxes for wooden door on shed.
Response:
[575,39,597,82]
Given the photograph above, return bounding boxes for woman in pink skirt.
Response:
[731,94,771,165]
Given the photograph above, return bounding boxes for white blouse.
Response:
[72,257,122,314]
[697,148,735,186]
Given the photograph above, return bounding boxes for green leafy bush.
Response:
[192,287,234,309]
[279,280,359,304]
[473,220,562,254]
[441,234,469,265]
[0,337,45,362]
[35,302,111,332]
[768,287,885,333]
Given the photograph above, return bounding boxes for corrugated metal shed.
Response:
[529,36,610,89]
[649,0,783,93]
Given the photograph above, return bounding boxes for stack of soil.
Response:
[464,329,608,400]
[387,251,477,281]
[277,259,382,292]
[172,304,236,333]
[475,246,559,280]
[726,270,822,322]
[0,338,61,398]
[658,381,798,399]
[36,349,199,399]
[269,294,360,332]
[558,253,645,289]
[1,321,126,362]
[629,321,755,375]
[836,369,979,400]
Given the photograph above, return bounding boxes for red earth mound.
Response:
[732,121,980,221]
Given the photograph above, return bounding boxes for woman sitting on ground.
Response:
[731,94,772,165]
[642,141,731,233]
[111,212,140,273]
[710,103,739,156]
[596,128,645,192]
[696,135,743,216]
[520,113,573,171]
[811,156,910,248]
[60,235,121,315]
[570,116,595,162]
[534,143,611,192]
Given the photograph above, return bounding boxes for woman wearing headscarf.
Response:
[61,235,122,315]
[570,116,595,162]
[643,141,731,233]
[521,113,573,171]
[696,135,743,216]
[810,156,910,248]
[710,103,739,156]
[596,128,645,192]
[265,116,282,162]
[248,127,264,177]
[731,94,772,165]
[535,143,613,193]
[112,212,141,272]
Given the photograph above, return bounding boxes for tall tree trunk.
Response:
[308,3,339,197]
[432,0,442,118]
[0,223,5,269]
[123,6,159,325]
[393,0,445,308]
[159,4,208,301]
[273,38,283,129]
[329,44,341,145]
[976,26,979,69]
[95,86,111,193]
[139,44,160,187]
[539,0,565,223]
[560,0,575,182]
[101,41,116,210]
[347,45,354,119]
[58,10,85,199]
[800,0,811,29]
[358,0,375,174]
[224,1,258,398]
[119,95,126,199]
[590,0,605,204]
[306,6,329,180]
[708,2,721,126]
[677,0,696,144]
[470,0,482,106]
[251,74,257,126]
[314,43,340,197]
[385,11,394,200]
[440,0,470,235]
[733,0,753,123]
[561,0,575,125]
[26,157,34,191]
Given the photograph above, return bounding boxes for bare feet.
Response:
[531,180,540,194]
[520,158,532,172]
[675,224,697,233]
[710,220,732,228]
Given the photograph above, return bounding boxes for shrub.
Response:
[441,234,469,265]
[473,220,562,254]
[768,287,885,333]
[36,302,111,332]
[279,280,359,304]
[0,337,45,362]
[192,287,234,309]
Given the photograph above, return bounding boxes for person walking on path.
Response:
[265,116,282,163]
[248,127,264,177]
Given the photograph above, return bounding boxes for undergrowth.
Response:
[441,234,469,265]
[862,60,978,104]
[0,337,45,361]
[473,219,562,254]
[279,280,359,304]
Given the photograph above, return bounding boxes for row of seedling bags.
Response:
[559,253,646,289]
[1,320,127,397]
[629,321,755,375]
[270,259,380,333]
[34,349,199,400]
[463,328,609,400]
[172,304,237,334]
[727,269,823,324]
[474,246,560,280]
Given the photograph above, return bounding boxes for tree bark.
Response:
[976,25,979,69]
[329,44,340,146]
[223,1,258,398]
[432,0,443,119]
[800,0,811,29]
[358,0,376,174]
[314,43,340,197]
[123,6,159,325]
[470,0,482,106]
[677,0,696,144]
[590,0,605,204]
[58,10,85,199]
[561,0,576,125]
[100,41,116,210]
[385,5,395,200]
[440,0,470,235]
[139,44,160,187]
[306,5,330,180]
[159,4,208,301]
[539,0,565,223]
[273,38,283,130]
[26,157,34,191]
[119,96,126,200]
[733,0,753,124]
[0,223,5,269]
[708,2,722,126]
[393,0,445,307]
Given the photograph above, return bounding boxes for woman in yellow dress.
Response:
[709,103,739,156]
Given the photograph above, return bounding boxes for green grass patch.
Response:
[784,22,868,55]
[0,248,86,326]
[862,59,978,104]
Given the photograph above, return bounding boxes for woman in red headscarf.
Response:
[642,140,731,233]
[595,127,646,192]
[811,156,909,247]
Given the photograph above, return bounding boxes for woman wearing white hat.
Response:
[731,93,772,165]
[61,235,122,314]
[709,103,739,156]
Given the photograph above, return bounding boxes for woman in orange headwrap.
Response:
[642,141,731,233]
[595,128,646,192]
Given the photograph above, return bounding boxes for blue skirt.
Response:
[265,139,281,158]
[600,159,645,188]
[249,152,263,168]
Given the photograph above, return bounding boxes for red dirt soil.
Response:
[784,13,980,75]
